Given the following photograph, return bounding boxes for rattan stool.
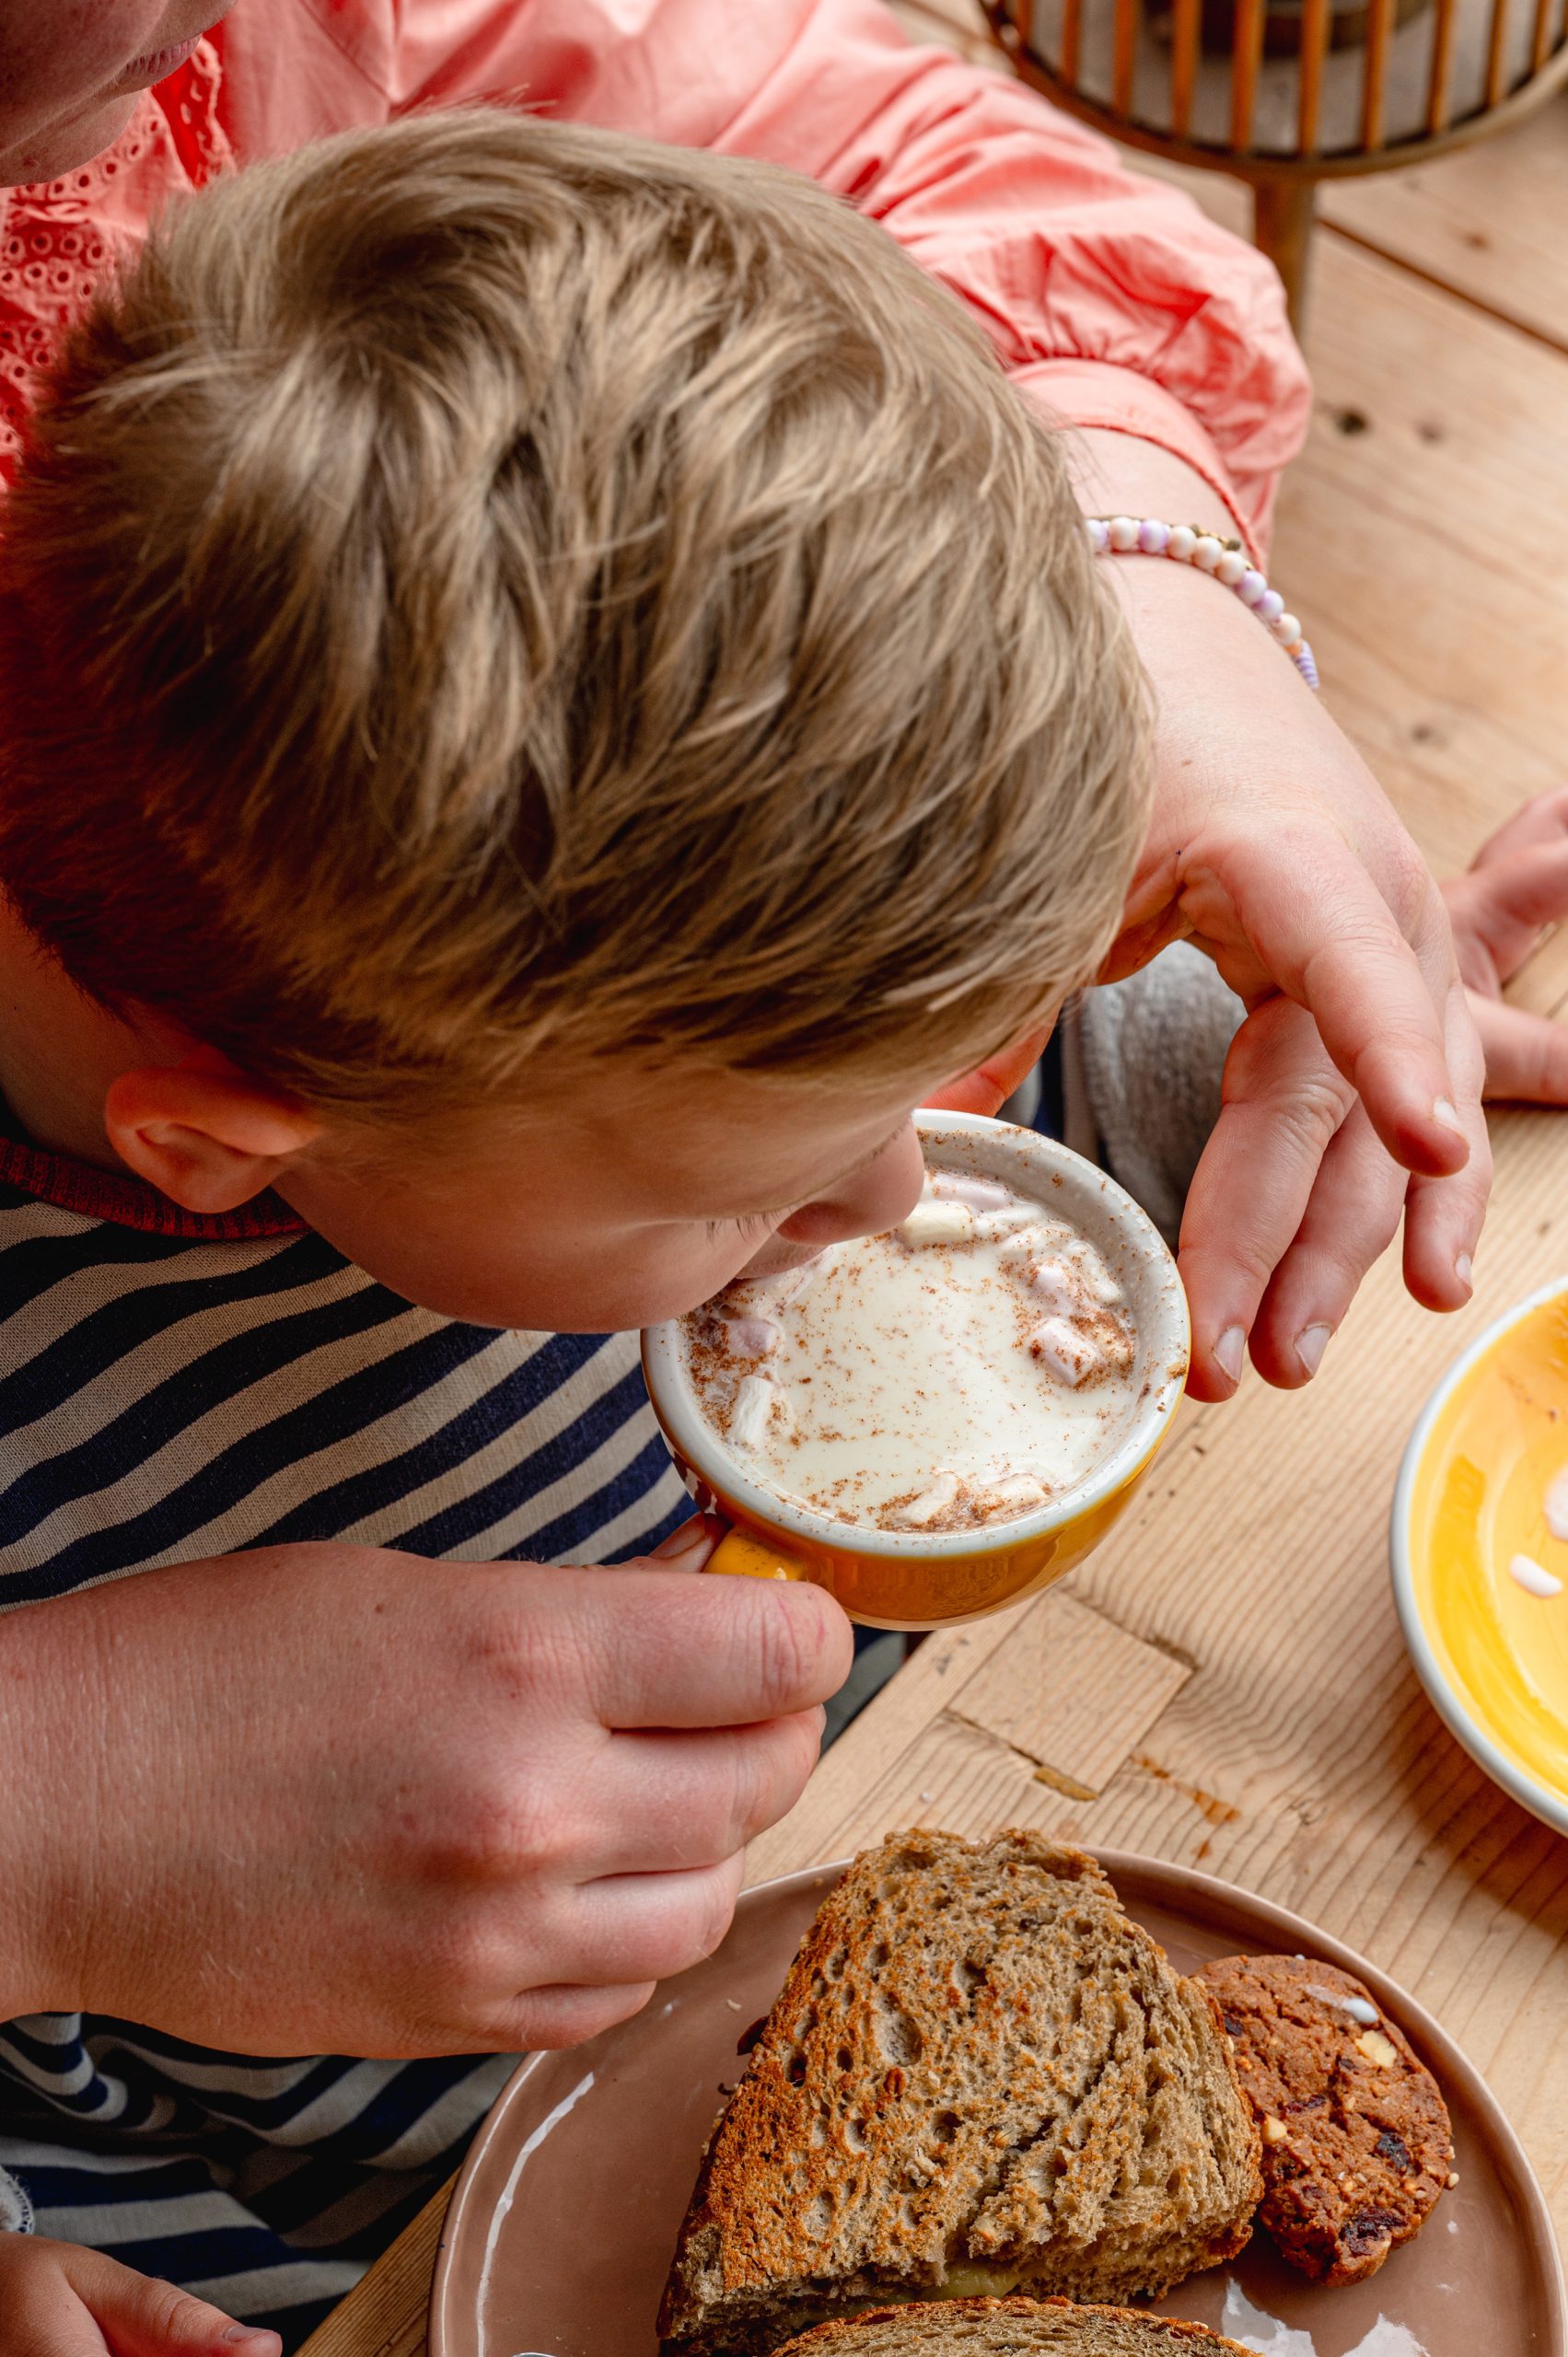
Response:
[981,0,1568,321]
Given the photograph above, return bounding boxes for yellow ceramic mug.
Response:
[640,1111,1189,1631]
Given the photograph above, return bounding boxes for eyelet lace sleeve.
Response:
[0,40,233,484]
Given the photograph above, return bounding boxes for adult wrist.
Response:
[0,1595,99,2017]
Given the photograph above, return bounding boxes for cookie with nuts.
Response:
[1194,1954,1455,2288]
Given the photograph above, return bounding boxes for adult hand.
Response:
[0,2233,280,2357]
[1443,785,1568,1102]
[1074,431,1488,1399]
[0,1523,851,2056]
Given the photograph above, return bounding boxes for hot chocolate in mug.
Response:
[641,1111,1189,1631]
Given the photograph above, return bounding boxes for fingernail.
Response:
[1434,1097,1466,1136]
[1214,1325,1246,1386]
[1455,1252,1473,1292]
[221,2334,277,2350]
[1295,1323,1331,1379]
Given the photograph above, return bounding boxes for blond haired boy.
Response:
[0,111,1144,2346]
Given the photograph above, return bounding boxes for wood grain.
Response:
[297,27,1568,2357]
[1321,95,1568,350]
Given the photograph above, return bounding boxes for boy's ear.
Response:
[104,1049,322,1213]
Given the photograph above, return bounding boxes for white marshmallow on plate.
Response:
[898,1201,975,1248]
[1028,1316,1102,1387]
[1545,1464,1568,1542]
[1509,1551,1563,1599]
[729,1374,792,1450]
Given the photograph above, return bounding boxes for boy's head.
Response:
[0,110,1148,1329]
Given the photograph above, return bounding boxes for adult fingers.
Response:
[489,1978,659,2053]
[1177,996,1355,1399]
[1466,783,1568,870]
[1246,1104,1406,1388]
[645,1515,724,1568]
[926,1023,1054,1116]
[1446,841,1568,985]
[549,1852,748,1988]
[1469,990,1568,1104]
[46,2243,280,2357]
[572,1569,853,1732]
[581,1713,825,1877]
[1401,977,1491,1310]
[1214,825,1470,1179]
[456,1861,748,2046]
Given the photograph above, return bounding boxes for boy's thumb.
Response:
[60,2243,282,2357]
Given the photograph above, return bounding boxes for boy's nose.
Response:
[772,1120,924,1251]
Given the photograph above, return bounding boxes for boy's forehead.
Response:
[533,1064,933,1218]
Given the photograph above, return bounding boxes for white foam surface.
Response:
[689,1170,1137,1529]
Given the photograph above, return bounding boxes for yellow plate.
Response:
[1392,1275,1568,1830]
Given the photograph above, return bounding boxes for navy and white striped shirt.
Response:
[0,1134,688,2346]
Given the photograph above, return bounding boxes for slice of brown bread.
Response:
[773,2297,1250,2353]
[658,1832,1263,2355]
[1194,1953,1455,2286]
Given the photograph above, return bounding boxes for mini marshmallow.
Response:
[972,1202,1050,1240]
[1062,1240,1124,1306]
[890,1470,961,1527]
[1509,1552,1562,1599]
[724,1317,779,1357]
[730,1374,790,1450]
[929,1172,1013,1213]
[977,1474,1050,1516]
[1027,1260,1087,1317]
[1028,1317,1101,1387]
[754,1257,824,1307]
[1546,1465,1568,1543]
[898,1201,975,1248]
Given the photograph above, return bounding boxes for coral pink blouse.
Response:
[0,0,1309,548]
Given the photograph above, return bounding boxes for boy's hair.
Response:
[0,110,1147,1119]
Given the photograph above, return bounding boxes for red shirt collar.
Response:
[0,1128,306,1238]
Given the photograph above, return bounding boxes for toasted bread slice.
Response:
[659,1832,1262,2354]
[773,2297,1249,2353]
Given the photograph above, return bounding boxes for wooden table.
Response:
[299,65,1568,2357]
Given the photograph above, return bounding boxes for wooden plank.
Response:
[1321,94,1568,351]
[949,1587,1192,1794]
[1269,236,1568,896]
[298,2183,449,2357]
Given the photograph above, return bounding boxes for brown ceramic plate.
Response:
[429,1852,1564,2357]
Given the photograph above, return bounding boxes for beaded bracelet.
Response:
[1087,516,1319,691]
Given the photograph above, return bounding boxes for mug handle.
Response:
[703,1528,807,1582]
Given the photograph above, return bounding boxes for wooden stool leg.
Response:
[1252,178,1318,332]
